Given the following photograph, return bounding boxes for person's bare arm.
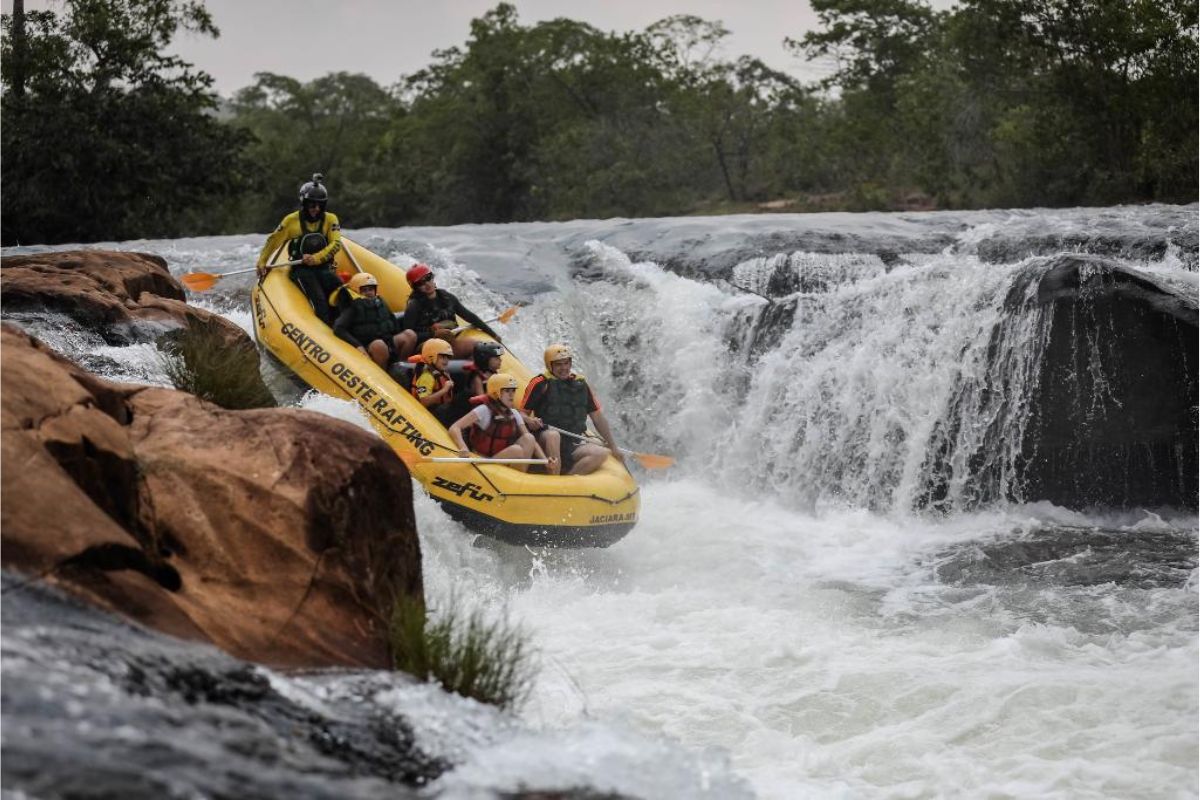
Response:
[448,410,480,457]
[589,410,625,465]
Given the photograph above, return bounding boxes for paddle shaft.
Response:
[423,456,547,464]
[242,259,303,277]
[544,424,619,451]
[450,307,516,335]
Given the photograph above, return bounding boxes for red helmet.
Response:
[406,264,433,286]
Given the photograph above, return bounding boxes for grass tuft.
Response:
[390,593,536,710]
[158,322,276,409]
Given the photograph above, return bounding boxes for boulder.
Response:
[1018,258,1198,508]
[1,250,249,351]
[1,323,422,669]
[922,256,1198,510]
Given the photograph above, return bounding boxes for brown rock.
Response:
[0,250,249,351]
[1,323,422,669]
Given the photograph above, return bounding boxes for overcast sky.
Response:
[5,0,840,94]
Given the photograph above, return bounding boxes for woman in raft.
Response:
[447,373,553,473]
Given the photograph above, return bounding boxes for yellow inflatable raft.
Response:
[250,237,639,547]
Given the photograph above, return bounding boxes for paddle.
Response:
[180,260,302,292]
[449,306,520,335]
[398,452,548,468]
[543,424,675,469]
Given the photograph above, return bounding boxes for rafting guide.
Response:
[256,174,344,324]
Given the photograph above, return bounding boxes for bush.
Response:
[158,322,276,410]
[389,593,536,710]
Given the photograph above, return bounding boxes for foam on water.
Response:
[408,478,1198,799]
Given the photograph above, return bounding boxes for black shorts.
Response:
[540,430,588,471]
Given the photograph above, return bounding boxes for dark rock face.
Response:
[1,575,444,799]
[1020,258,1198,509]
[919,256,1197,511]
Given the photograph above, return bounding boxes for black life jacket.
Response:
[410,363,452,405]
[468,399,522,456]
[536,375,591,435]
[287,217,329,262]
[410,289,459,331]
[345,296,396,342]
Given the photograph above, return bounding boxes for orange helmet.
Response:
[421,338,453,365]
[406,264,433,286]
[486,373,519,400]
[543,343,573,369]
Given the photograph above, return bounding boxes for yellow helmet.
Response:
[543,343,573,369]
[486,372,519,400]
[421,338,453,365]
[348,272,378,292]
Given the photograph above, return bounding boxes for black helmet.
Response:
[472,340,504,371]
[298,173,328,210]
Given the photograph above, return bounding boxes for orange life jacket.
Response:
[467,397,522,457]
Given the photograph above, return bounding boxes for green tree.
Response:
[228,71,404,231]
[0,0,253,245]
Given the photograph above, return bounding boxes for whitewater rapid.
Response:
[5,205,1196,799]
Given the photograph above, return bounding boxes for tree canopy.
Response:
[1,0,255,245]
[1,1,1195,245]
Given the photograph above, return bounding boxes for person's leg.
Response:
[367,339,390,367]
[536,429,561,475]
[493,432,537,471]
[450,336,478,359]
[568,442,609,475]
[393,330,417,361]
[292,267,333,324]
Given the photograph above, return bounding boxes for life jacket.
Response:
[467,397,522,457]
[409,289,459,331]
[409,362,452,405]
[287,220,329,262]
[344,296,397,341]
[535,372,591,434]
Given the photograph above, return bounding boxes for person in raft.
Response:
[332,273,418,367]
[448,373,551,472]
[520,343,624,476]
[256,173,344,325]
[410,338,457,426]
[402,264,501,359]
[469,339,546,432]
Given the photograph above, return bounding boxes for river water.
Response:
[4,205,1197,799]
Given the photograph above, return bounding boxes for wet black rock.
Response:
[933,526,1197,590]
[1020,258,1198,509]
[922,256,1198,511]
[1,573,446,800]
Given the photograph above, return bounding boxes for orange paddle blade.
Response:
[632,452,675,470]
[180,271,221,291]
[496,306,519,324]
[398,451,428,469]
